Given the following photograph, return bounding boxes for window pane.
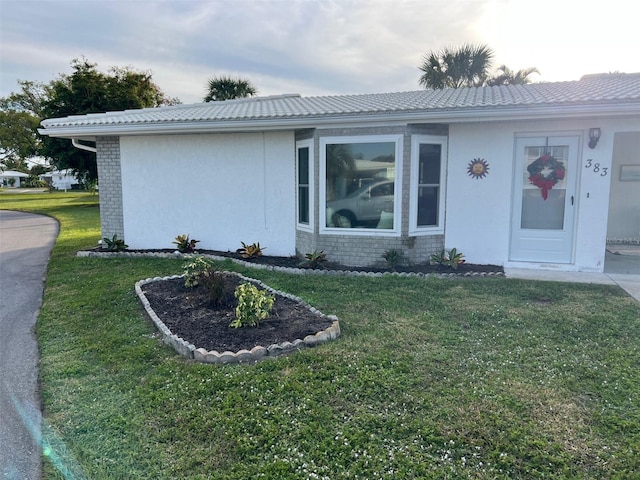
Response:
[326,142,395,229]
[521,189,565,229]
[419,144,441,184]
[520,145,568,230]
[298,147,309,185]
[417,186,438,226]
[298,186,309,224]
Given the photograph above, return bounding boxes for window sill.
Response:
[408,227,444,236]
[320,227,401,237]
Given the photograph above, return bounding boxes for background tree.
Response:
[0,81,46,171]
[419,44,494,89]
[204,76,257,102]
[486,65,540,86]
[32,58,177,182]
[418,44,538,90]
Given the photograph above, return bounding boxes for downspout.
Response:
[71,138,97,153]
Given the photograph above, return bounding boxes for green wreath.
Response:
[527,154,566,200]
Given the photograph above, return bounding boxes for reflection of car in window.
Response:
[327,180,394,228]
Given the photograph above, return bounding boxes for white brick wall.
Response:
[96,136,124,242]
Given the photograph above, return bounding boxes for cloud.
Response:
[1,0,638,105]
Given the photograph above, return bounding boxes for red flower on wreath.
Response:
[527,154,566,200]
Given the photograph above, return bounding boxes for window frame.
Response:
[319,134,403,236]
[296,139,314,232]
[409,134,447,235]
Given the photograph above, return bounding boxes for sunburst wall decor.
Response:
[467,158,490,179]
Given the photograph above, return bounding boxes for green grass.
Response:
[2,192,640,479]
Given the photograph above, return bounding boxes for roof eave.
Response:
[37,102,640,139]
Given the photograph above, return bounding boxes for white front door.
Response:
[510,135,579,263]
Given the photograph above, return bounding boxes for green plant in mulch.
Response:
[230,282,274,328]
[172,234,200,253]
[430,247,465,270]
[382,249,404,270]
[102,234,128,251]
[236,241,265,258]
[182,257,214,287]
[300,250,327,268]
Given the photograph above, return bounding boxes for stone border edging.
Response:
[135,272,340,365]
[78,250,505,278]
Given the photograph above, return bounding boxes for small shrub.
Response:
[444,247,465,270]
[382,249,404,270]
[430,248,465,270]
[230,283,274,328]
[173,234,200,253]
[182,257,214,288]
[236,241,265,258]
[102,234,128,252]
[429,249,447,266]
[199,269,229,306]
[300,250,327,268]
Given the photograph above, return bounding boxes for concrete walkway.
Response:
[506,249,640,303]
[0,210,59,480]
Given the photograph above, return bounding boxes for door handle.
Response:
[571,195,574,206]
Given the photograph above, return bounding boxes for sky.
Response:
[0,0,638,105]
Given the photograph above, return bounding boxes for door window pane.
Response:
[521,145,568,230]
[521,189,565,229]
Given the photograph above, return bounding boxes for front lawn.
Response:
[2,193,639,479]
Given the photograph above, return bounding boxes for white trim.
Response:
[409,134,448,235]
[296,139,314,233]
[319,134,403,237]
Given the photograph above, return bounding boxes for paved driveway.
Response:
[0,210,59,480]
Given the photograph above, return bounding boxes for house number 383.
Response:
[585,159,608,176]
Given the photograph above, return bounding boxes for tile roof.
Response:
[40,73,640,132]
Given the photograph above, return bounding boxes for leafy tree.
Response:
[204,76,257,102]
[39,58,179,181]
[0,81,46,170]
[0,58,178,182]
[487,65,539,86]
[0,110,40,170]
[419,44,494,89]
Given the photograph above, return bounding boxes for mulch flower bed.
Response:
[140,273,334,354]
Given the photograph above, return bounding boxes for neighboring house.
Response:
[39,169,81,190]
[0,170,29,188]
[38,73,640,272]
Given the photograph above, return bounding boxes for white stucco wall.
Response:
[445,117,640,272]
[119,132,296,255]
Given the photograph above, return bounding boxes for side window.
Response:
[417,144,441,226]
[296,140,313,231]
[410,136,446,234]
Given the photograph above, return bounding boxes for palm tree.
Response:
[204,76,257,102]
[418,44,494,89]
[487,65,539,86]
